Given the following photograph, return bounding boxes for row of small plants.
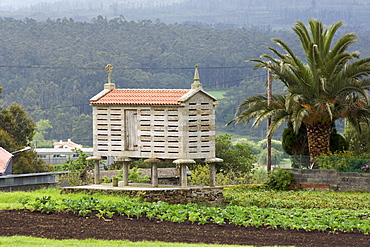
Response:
[223,185,370,210]
[18,195,370,234]
[222,169,370,210]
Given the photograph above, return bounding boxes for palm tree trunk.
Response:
[306,123,332,169]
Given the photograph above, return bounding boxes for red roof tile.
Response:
[0,147,13,174]
[91,89,191,105]
[53,139,82,149]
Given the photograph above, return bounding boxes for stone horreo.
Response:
[88,64,222,187]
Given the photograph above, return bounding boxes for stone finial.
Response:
[105,64,114,84]
[191,64,203,89]
[104,64,115,90]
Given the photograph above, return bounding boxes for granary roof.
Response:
[90,64,218,106]
[0,147,13,175]
[90,89,192,106]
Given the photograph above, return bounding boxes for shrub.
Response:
[317,151,370,172]
[249,168,268,184]
[215,134,255,174]
[317,151,354,172]
[264,169,294,191]
[189,164,266,186]
[189,164,230,186]
[117,166,150,183]
[54,149,94,186]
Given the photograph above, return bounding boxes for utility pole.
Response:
[267,61,272,174]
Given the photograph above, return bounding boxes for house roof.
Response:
[0,147,13,174]
[53,139,82,149]
[90,88,207,106]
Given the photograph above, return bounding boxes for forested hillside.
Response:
[2,0,370,31]
[0,17,369,146]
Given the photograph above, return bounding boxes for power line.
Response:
[210,73,265,87]
[24,103,90,112]
[21,73,265,113]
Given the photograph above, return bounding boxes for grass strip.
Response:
[0,236,252,247]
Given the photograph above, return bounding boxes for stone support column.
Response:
[116,157,132,186]
[144,158,161,187]
[209,163,216,187]
[206,158,223,187]
[86,156,102,185]
[94,160,100,184]
[173,159,196,188]
[180,163,187,188]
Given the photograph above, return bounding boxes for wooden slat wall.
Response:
[95,107,125,156]
[92,92,216,160]
[182,93,216,159]
[138,107,180,158]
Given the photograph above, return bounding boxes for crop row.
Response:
[223,186,370,209]
[18,196,370,234]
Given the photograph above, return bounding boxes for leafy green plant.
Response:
[39,204,55,214]
[102,176,111,183]
[16,198,30,208]
[105,211,115,219]
[29,196,57,214]
[264,169,294,191]
[96,210,105,219]
[78,209,92,217]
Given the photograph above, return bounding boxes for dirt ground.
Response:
[0,210,369,247]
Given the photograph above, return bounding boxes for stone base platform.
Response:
[60,183,224,205]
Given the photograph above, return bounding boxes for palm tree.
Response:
[228,19,370,168]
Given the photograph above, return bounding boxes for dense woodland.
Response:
[3,0,370,31]
[1,17,370,146]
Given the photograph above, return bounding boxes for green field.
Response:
[207,91,226,99]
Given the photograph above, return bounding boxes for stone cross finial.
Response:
[191,63,202,89]
[105,64,114,84]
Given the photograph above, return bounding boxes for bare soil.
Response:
[0,210,369,247]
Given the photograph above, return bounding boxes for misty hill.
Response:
[1,0,370,31]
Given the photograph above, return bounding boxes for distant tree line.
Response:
[4,0,370,31]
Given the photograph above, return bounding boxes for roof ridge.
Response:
[114,88,190,91]
[91,88,214,106]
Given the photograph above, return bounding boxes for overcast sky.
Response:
[0,0,183,8]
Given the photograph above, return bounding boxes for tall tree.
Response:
[228,19,370,168]
[0,103,49,174]
[0,104,35,147]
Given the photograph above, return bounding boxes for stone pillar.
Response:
[116,157,132,186]
[180,163,187,188]
[122,161,129,186]
[209,163,215,187]
[206,158,223,187]
[144,158,161,187]
[94,160,100,184]
[173,159,196,188]
[152,162,158,187]
[86,156,102,185]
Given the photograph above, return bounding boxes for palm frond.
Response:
[233,19,370,153]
